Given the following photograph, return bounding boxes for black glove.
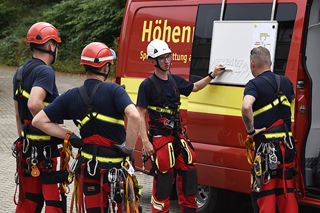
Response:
[111,141,134,155]
[69,132,84,148]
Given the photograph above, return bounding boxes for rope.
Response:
[62,130,72,194]
[244,138,255,166]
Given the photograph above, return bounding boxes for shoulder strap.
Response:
[16,61,44,84]
[257,74,282,94]
[257,74,284,119]
[147,74,181,106]
[168,74,180,103]
[77,82,103,106]
[147,75,168,106]
[77,82,103,134]
[15,61,44,124]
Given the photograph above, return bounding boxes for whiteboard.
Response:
[209,21,278,85]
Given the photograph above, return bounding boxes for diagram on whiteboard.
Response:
[209,21,278,85]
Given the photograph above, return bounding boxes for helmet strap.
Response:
[31,44,57,64]
[154,58,167,72]
[85,69,109,81]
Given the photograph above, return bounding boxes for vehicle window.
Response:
[190,3,297,81]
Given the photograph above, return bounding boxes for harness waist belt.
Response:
[261,132,293,139]
[147,105,178,115]
[81,143,124,158]
[81,151,129,163]
[21,130,51,141]
[149,128,173,136]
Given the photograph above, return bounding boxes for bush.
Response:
[0,2,20,38]
[0,0,126,76]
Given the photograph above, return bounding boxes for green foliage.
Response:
[0,0,126,76]
[0,2,20,37]
[43,0,126,55]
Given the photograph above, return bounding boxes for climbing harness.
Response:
[70,157,142,213]
[246,74,297,194]
[70,82,142,212]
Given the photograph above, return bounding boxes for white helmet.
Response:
[147,39,171,59]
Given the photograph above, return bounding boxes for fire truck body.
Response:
[116,0,320,211]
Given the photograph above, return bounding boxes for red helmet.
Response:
[80,42,116,68]
[26,22,61,44]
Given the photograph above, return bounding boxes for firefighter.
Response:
[12,22,68,213]
[32,42,141,213]
[241,46,298,213]
[136,39,225,213]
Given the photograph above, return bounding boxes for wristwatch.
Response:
[246,129,256,136]
[208,72,215,79]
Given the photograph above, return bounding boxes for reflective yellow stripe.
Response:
[21,130,51,141]
[155,143,175,173]
[168,143,175,168]
[77,112,124,129]
[147,105,174,115]
[81,151,128,163]
[261,132,293,139]
[151,195,164,211]
[180,139,193,164]
[15,88,50,106]
[253,95,290,117]
[147,105,180,115]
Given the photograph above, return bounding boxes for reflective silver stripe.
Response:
[81,55,116,62]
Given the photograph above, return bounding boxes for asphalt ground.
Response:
[0,66,318,213]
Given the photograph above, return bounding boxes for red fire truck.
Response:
[116,0,320,212]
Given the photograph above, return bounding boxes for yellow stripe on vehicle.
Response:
[120,77,188,109]
[120,77,295,121]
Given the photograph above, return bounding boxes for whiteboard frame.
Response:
[209,21,278,86]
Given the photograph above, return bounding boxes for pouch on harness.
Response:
[70,82,142,213]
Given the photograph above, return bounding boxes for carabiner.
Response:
[22,137,29,154]
[121,159,135,176]
[87,158,98,176]
[284,136,294,150]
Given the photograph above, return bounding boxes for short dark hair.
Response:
[30,39,58,52]
[83,63,109,74]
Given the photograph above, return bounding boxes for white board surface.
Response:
[209,21,278,85]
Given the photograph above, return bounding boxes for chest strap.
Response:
[77,83,124,132]
[147,74,180,116]
[253,74,291,117]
